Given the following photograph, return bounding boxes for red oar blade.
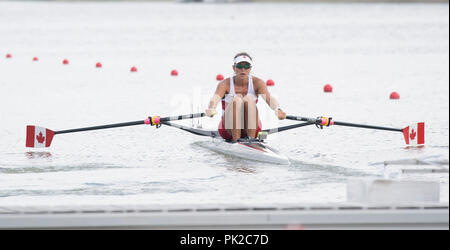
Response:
[402,122,425,146]
[26,125,55,148]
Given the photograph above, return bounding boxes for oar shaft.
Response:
[55,120,145,134]
[286,115,402,132]
[55,113,206,135]
[332,121,402,132]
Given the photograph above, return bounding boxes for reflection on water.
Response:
[404,145,426,151]
[25,152,52,159]
[225,164,258,174]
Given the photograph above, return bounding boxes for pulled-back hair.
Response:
[234,52,253,61]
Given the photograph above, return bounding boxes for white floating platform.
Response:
[0,203,448,230]
[347,178,440,203]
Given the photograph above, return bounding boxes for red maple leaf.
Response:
[410,129,416,140]
[36,132,45,144]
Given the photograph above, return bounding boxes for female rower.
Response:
[205,52,286,142]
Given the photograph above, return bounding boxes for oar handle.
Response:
[286,115,332,127]
[285,115,320,123]
[160,113,205,122]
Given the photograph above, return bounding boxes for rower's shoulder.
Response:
[217,78,231,88]
[215,78,230,94]
[252,76,265,84]
[222,77,232,84]
[251,76,266,88]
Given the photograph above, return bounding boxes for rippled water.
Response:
[0,1,448,206]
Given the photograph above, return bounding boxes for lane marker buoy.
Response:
[390,92,400,100]
[324,84,333,93]
[266,79,275,86]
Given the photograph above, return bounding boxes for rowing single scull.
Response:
[25,113,425,165]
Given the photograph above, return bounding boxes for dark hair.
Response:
[234,52,252,61]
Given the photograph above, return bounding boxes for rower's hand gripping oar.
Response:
[286,115,425,146]
[26,113,206,148]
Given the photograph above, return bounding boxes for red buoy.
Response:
[171,69,178,76]
[266,79,275,86]
[33,57,39,61]
[324,84,333,93]
[216,74,224,81]
[390,91,400,100]
[96,62,102,68]
[6,54,12,58]
[63,59,69,65]
[130,66,137,72]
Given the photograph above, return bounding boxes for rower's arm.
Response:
[206,81,226,117]
[256,78,279,110]
[255,78,286,120]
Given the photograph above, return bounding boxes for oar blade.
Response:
[26,125,55,148]
[402,122,425,146]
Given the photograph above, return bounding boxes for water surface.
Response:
[0,1,448,206]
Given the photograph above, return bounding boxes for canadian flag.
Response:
[402,122,425,146]
[26,126,55,148]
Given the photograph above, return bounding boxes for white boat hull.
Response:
[197,139,290,165]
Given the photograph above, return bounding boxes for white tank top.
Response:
[221,75,258,115]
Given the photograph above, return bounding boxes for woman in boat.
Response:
[205,52,286,142]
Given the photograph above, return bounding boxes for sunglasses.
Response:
[235,63,251,69]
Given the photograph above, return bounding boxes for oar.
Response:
[285,115,425,145]
[262,122,315,134]
[26,113,205,148]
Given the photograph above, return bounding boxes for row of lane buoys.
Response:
[5,53,255,82]
[323,83,400,99]
[4,53,265,82]
[4,53,401,97]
